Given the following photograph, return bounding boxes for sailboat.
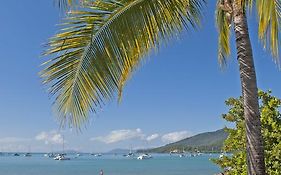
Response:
[123,146,134,157]
[179,148,186,157]
[24,146,32,157]
[54,135,70,160]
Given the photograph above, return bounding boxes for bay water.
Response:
[0,153,221,175]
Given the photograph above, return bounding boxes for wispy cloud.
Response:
[35,131,63,145]
[146,134,159,142]
[161,131,192,143]
[90,128,145,144]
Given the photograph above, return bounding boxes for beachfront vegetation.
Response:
[213,90,281,175]
[43,0,280,174]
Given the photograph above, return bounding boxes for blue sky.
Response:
[0,1,280,153]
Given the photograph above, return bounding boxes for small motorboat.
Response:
[179,154,186,158]
[137,154,152,160]
[94,153,102,157]
[14,153,20,156]
[219,152,226,159]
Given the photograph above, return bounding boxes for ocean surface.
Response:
[0,153,221,175]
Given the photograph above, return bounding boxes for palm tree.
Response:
[216,0,280,174]
[43,0,280,174]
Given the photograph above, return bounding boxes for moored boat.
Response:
[137,153,152,160]
[54,154,70,160]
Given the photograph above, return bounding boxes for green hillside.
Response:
[140,129,228,153]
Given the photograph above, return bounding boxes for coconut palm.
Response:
[42,0,280,174]
[216,0,280,174]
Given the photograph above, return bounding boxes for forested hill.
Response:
[140,129,228,153]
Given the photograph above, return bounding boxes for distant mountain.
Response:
[139,129,228,153]
[107,149,132,154]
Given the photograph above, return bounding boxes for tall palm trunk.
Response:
[232,2,266,175]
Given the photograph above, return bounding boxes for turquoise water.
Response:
[0,153,221,175]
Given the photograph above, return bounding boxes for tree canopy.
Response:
[213,90,281,175]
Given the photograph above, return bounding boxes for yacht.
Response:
[24,146,32,157]
[24,153,32,157]
[123,152,134,157]
[54,135,70,160]
[54,154,70,160]
[137,153,152,160]
[123,146,134,157]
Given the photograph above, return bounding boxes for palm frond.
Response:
[256,0,281,62]
[241,0,254,11]
[216,0,232,66]
[42,0,205,128]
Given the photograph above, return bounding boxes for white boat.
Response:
[24,153,32,157]
[219,152,226,158]
[94,153,102,157]
[24,146,32,157]
[179,154,185,157]
[137,154,152,160]
[54,154,70,160]
[54,135,70,160]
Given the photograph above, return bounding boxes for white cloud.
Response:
[161,131,192,143]
[146,134,159,142]
[90,128,145,144]
[35,131,63,145]
[0,137,31,143]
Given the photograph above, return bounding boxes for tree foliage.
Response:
[213,90,281,175]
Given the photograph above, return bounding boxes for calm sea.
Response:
[0,153,221,175]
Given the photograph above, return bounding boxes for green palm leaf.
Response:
[216,0,232,66]
[42,0,205,128]
[256,0,281,61]
[216,0,280,65]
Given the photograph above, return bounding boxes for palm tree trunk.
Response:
[232,2,266,175]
